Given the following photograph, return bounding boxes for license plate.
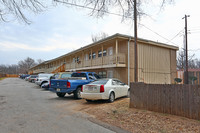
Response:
[88,86,93,91]
[56,88,61,92]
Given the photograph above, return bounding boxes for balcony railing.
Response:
[83,60,91,67]
[32,54,126,74]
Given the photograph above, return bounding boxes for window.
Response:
[89,53,91,60]
[88,73,93,79]
[103,50,107,56]
[94,73,101,79]
[107,70,113,78]
[71,73,87,78]
[73,58,76,63]
[107,47,113,56]
[61,73,72,78]
[85,54,89,61]
[98,50,102,57]
[88,73,93,77]
[90,79,108,85]
[92,52,96,59]
[112,80,117,85]
[77,57,79,62]
[98,71,107,78]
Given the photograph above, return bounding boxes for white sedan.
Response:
[81,78,130,103]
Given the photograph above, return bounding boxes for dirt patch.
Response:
[74,98,200,133]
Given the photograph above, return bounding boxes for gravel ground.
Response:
[75,98,200,133]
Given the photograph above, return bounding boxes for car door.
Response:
[112,79,121,98]
[118,80,128,97]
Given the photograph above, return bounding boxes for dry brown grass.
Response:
[77,98,200,133]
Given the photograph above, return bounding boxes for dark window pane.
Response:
[103,50,107,56]
[98,50,102,57]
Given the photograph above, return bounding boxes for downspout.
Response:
[128,37,131,86]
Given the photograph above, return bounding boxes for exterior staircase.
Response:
[52,64,66,73]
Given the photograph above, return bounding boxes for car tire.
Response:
[56,92,66,97]
[74,87,81,99]
[108,92,115,103]
[41,82,47,87]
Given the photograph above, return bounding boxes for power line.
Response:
[54,0,124,17]
[139,24,179,46]
[166,29,184,43]
[188,48,200,51]
[55,0,180,46]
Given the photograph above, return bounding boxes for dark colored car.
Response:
[19,74,30,79]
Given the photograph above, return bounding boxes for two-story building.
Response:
[29,33,178,84]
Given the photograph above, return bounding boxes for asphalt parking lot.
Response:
[0,78,117,133]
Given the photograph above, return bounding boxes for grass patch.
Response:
[0,77,6,81]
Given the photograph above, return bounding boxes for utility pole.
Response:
[134,0,138,82]
[182,15,190,84]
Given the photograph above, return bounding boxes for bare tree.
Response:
[54,0,174,20]
[92,32,109,42]
[0,57,43,74]
[177,50,200,69]
[0,0,45,24]
[0,64,18,74]
[0,0,174,24]
[37,59,45,64]
[18,57,36,74]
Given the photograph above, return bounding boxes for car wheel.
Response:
[41,82,47,87]
[74,87,81,99]
[108,92,115,103]
[56,92,66,97]
[127,89,130,98]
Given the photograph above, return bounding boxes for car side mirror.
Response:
[50,76,55,79]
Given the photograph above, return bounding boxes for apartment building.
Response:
[29,33,178,84]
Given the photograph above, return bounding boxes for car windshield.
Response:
[90,79,108,85]
[60,73,72,78]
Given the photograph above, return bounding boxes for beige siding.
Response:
[138,43,171,84]
[170,50,177,83]
[29,34,178,85]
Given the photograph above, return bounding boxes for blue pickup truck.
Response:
[49,72,100,99]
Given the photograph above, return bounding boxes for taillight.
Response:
[100,85,104,93]
[81,86,83,92]
[49,81,51,87]
[67,81,71,88]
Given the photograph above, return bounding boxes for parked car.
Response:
[49,72,100,99]
[35,73,54,86]
[25,76,31,81]
[81,78,130,103]
[20,74,30,79]
[40,72,73,90]
[28,75,38,83]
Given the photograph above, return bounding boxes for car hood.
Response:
[38,77,49,80]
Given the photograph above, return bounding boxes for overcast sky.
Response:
[0,0,200,65]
